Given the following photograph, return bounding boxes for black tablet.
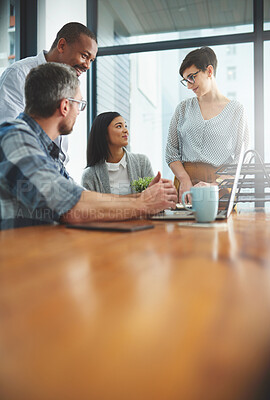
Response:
[65,222,155,232]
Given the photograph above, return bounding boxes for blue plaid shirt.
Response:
[0,113,84,229]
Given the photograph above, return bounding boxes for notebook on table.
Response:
[66,222,154,232]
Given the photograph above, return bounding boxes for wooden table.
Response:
[1,212,270,400]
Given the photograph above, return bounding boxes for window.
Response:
[226,45,236,56]
[98,0,253,46]
[96,0,258,182]
[227,92,237,100]
[227,66,236,80]
[0,0,16,77]
[264,0,270,30]
[97,44,254,179]
[264,41,270,163]
[37,0,88,183]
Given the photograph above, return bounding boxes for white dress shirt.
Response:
[0,51,69,164]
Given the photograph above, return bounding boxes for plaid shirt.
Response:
[0,113,84,230]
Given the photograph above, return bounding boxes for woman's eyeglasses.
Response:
[180,70,201,87]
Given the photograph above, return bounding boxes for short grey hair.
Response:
[25,62,80,118]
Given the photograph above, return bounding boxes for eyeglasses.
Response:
[67,98,87,111]
[180,70,201,87]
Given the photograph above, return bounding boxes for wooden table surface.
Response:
[1,212,270,400]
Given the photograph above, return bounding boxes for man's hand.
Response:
[148,171,161,187]
[149,171,176,187]
[140,177,177,215]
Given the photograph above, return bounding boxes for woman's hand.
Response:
[193,181,218,187]
[169,161,193,204]
[179,176,193,204]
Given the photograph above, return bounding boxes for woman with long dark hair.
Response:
[82,112,154,194]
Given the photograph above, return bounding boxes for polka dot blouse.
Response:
[165,97,249,168]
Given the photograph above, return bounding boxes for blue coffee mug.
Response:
[182,186,219,223]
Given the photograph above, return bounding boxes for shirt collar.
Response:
[37,50,48,64]
[120,151,127,168]
[106,151,127,171]
[18,112,60,159]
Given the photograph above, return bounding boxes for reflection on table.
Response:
[1,211,270,400]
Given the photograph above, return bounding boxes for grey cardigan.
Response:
[81,150,154,194]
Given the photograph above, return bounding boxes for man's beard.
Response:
[58,120,74,136]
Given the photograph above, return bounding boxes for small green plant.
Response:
[131,177,154,193]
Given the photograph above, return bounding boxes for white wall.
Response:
[37,0,88,184]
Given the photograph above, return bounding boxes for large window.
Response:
[94,0,270,211]
[264,41,270,163]
[264,40,270,209]
[0,0,16,77]
[1,0,267,196]
[97,43,254,179]
[98,0,253,46]
[264,0,270,30]
[37,0,88,184]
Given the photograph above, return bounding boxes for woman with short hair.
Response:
[165,46,249,201]
[82,112,154,194]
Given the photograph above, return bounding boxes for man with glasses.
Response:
[0,63,177,230]
[0,22,98,165]
[67,98,87,112]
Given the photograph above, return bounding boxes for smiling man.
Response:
[0,22,98,165]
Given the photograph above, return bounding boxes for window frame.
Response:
[15,0,37,60]
[89,0,268,205]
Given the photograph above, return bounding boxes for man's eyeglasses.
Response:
[67,98,87,111]
[180,70,201,87]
